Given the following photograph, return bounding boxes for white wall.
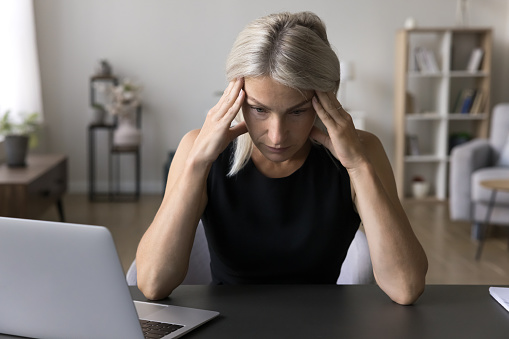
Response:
[33,0,509,193]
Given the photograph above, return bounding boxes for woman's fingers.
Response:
[312,95,336,128]
[217,78,244,119]
[313,91,354,128]
[224,87,245,123]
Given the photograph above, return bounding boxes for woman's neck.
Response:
[250,141,312,178]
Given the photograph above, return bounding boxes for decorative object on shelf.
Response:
[448,132,472,154]
[108,79,142,147]
[95,59,113,77]
[411,176,429,199]
[404,17,417,29]
[406,135,420,156]
[0,110,40,167]
[414,47,439,74]
[455,0,470,27]
[467,48,484,72]
[91,103,107,125]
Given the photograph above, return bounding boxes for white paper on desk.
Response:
[489,287,509,313]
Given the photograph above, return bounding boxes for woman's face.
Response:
[242,76,316,163]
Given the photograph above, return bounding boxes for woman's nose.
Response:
[267,116,286,145]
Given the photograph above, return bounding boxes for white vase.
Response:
[113,105,141,147]
[412,182,430,199]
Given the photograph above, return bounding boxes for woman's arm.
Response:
[136,79,247,300]
[311,92,427,305]
[349,131,428,305]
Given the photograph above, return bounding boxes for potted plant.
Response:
[91,103,107,125]
[0,110,40,167]
[411,175,430,199]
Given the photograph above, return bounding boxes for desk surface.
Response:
[131,285,509,339]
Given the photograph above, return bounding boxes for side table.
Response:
[88,119,141,202]
[475,179,509,260]
[0,154,67,221]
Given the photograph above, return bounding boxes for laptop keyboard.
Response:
[140,319,184,338]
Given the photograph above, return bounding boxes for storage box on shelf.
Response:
[394,27,492,200]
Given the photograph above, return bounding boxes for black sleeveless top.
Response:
[201,142,360,284]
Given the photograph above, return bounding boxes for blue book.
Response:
[460,89,476,114]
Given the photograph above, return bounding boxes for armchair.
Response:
[127,221,374,286]
[449,103,509,239]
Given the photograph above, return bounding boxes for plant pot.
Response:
[4,135,29,167]
[412,181,430,199]
[91,108,107,125]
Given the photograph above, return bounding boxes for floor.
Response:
[40,194,509,285]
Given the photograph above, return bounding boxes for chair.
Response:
[449,103,509,239]
[126,221,374,286]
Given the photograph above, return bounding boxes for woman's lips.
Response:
[265,145,290,153]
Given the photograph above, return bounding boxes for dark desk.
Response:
[130,285,509,339]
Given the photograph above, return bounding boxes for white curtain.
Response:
[0,0,43,121]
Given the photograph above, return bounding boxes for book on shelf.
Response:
[469,91,484,114]
[467,47,484,72]
[452,88,482,114]
[414,47,439,73]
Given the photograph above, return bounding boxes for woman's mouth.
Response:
[265,145,290,153]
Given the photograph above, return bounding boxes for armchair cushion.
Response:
[496,135,509,167]
[471,167,509,204]
[471,168,509,225]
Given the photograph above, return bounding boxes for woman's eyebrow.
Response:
[245,96,312,112]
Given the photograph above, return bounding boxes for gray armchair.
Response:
[449,103,509,239]
[127,221,374,286]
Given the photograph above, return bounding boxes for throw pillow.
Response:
[497,135,509,167]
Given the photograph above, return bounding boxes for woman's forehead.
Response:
[244,77,314,104]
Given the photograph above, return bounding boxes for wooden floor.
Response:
[41,194,509,285]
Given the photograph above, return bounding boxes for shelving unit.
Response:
[394,27,492,200]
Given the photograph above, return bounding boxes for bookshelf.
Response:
[394,27,492,200]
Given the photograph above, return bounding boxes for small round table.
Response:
[475,179,509,260]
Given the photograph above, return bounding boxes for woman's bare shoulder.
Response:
[357,130,382,149]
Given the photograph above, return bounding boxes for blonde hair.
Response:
[225,11,340,176]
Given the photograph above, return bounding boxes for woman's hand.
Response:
[189,78,248,165]
[310,91,367,171]
[312,92,428,305]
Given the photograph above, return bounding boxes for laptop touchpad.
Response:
[134,301,169,318]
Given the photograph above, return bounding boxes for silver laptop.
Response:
[0,217,219,339]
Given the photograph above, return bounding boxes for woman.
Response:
[136,11,428,305]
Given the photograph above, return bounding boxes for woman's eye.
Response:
[251,107,266,114]
[290,109,307,116]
